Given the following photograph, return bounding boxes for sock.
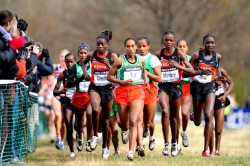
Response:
[149,135,154,141]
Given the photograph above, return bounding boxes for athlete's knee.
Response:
[112,130,118,137]
[161,111,169,119]
[170,117,178,126]
[129,119,137,128]
[204,114,213,123]
[86,110,92,117]
[215,130,222,136]
[194,119,202,126]
[215,127,223,135]
[91,104,100,113]
[182,112,189,120]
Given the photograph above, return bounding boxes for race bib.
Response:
[66,88,75,100]
[181,77,191,82]
[194,74,212,83]
[79,81,90,92]
[215,85,224,96]
[124,70,141,82]
[94,71,109,86]
[162,69,179,82]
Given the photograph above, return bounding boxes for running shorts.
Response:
[61,96,74,110]
[158,82,182,101]
[181,83,191,97]
[143,83,159,105]
[114,85,144,105]
[71,91,90,109]
[190,81,217,101]
[214,94,231,110]
[88,83,113,104]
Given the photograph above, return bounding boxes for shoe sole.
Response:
[77,146,83,151]
[127,157,133,161]
[182,142,189,147]
[138,150,145,157]
[162,152,169,156]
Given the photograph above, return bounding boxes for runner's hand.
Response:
[123,79,133,86]
[218,95,226,103]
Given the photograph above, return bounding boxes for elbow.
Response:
[191,69,196,75]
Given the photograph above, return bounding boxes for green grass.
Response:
[25,123,250,166]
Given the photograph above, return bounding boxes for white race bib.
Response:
[94,71,109,86]
[162,69,179,82]
[79,81,90,92]
[66,87,75,100]
[215,85,224,96]
[124,70,141,82]
[194,74,212,83]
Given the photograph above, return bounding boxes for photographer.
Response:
[27,42,53,93]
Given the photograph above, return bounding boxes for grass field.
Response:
[25,122,250,166]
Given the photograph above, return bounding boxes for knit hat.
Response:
[78,43,90,52]
[17,19,28,32]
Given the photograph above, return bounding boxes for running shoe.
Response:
[162,143,170,156]
[114,151,120,156]
[85,140,92,152]
[171,143,179,157]
[149,139,155,151]
[55,137,62,150]
[181,131,189,147]
[202,150,210,157]
[190,112,194,121]
[60,142,65,151]
[121,130,128,144]
[77,140,83,151]
[70,152,76,158]
[143,127,148,138]
[135,145,139,152]
[210,151,214,157]
[102,148,110,159]
[127,151,134,161]
[137,147,145,157]
[215,150,220,156]
[90,136,98,150]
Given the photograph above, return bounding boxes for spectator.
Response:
[27,42,53,93]
[0,9,25,80]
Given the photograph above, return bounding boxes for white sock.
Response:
[149,135,154,141]
[128,150,133,154]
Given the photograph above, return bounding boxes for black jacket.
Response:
[0,40,19,79]
[28,56,53,93]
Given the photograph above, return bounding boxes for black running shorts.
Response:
[88,82,113,104]
[60,96,74,111]
[190,81,217,101]
[158,82,182,101]
[214,95,231,110]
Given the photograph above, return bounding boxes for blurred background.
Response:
[1,0,249,106]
